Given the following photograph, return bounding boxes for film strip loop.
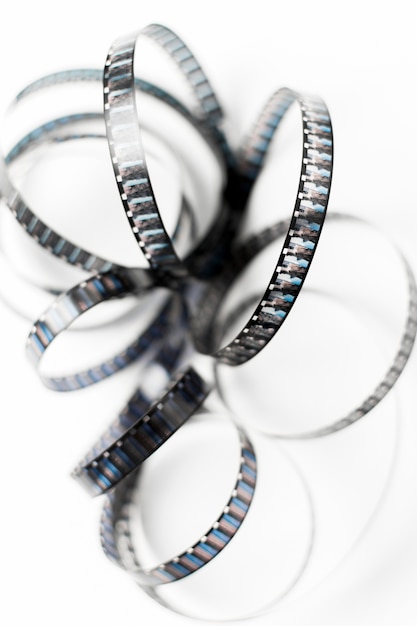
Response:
[103,26,232,277]
[25,267,164,391]
[73,366,211,496]
[0,110,195,331]
[100,425,256,585]
[11,67,232,173]
[1,77,214,278]
[143,24,234,171]
[1,20,415,608]
[201,214,417,437]
[193,87,333,365]
[104,33,187,275]
[142,24,224,125]
[1,29,231,279]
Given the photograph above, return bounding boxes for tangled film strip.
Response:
[1,22,416,621]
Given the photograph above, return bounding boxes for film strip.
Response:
[1,76,219,278]
[11,69,230,167]
[143,24,223,121]
[198,213,417,436]
[100,424,256,584]
[0,112,196,341]
[73,366,210,495]
[25,270,187,392]
[103,25,234,277]
[190,87,333,365]
[0,20,415,618]
[14,23,233,165]
[142,24,234,168]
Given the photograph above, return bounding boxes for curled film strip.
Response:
[0,63,230,387]
[25,272,184,392]
[73,365,211,495]
[0,21,235,292]
[0,21,415,622]
[199,213,417,437]
[0,71,226,280]
[72,81,336,491]
[92,211,417,609]
[103,25,235,278]
[191,87,333,366]
[100,424,256,584]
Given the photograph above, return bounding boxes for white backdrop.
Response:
[0,1,416,625]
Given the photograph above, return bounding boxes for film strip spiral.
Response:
[0,22,416,621]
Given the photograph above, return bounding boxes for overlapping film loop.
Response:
[101,426,256,584]
[103,25,233,278]
[73,365,211,495]
[1,67,227,278]
[0,20,415,622]
[198,88,334,365]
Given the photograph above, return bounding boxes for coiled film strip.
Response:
[103,25,233,277]
[0,73,223,278]
[25,271,186,392]
[192,87,333,365]
[73,366,210,495]
[1,19,234,285]
[100,424,256,584]
[0,21,415,619]
[201,214,417,436]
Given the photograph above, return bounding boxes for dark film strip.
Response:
[192,87,333,366]
[2,68,228,278]
[25,268,167,391]
[73,366,211,496]
[100,425,256,584]
[201,214,417,437]
[103,27,233,278]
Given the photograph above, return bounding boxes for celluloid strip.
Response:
[103,26,232,277]
[100,425,256,584]
[142,24,234,168]
[25,267,177,391]
[0,112,196,331]
[193,87,333,365]
[142,24,224,125]
[191,219,290,355]
[200,214,417,437]
[104,33,187,274]
[73,366,211,496]
[0,113,118,275]
[310,241,417,437]
[12,69,230,165]
[2,70,228,276]
[2,108,199,277]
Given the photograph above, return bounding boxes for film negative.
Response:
[103,26,233,277]
[1,76,219,278]
[25,270,187,392]
[211,214,417,436]
[73,365,210,495]
[0,19,415,625]
[192,87,333,365]
[98,413,315,621]
[100,422,256,583]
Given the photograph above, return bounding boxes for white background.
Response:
[0,1,416,625]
